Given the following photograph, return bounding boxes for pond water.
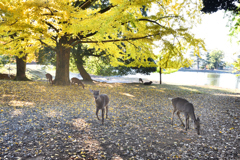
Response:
[123,71,240,90]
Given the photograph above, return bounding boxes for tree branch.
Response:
[156,15,180,21]
[98,4,115,14]
[80,0,98,9]
[71,34,156,46]
[38,39,57,52]
[42,20,59,33]
[138,18,165,28]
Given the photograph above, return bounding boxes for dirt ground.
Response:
[0,80,240,159]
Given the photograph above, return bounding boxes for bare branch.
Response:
[38,39,57,52]
[157,15,180,21]
[80,0,98,9]
[138,18,165,28]
[98,4,115,14]
[42,20,59,33]
[71,34,156,46]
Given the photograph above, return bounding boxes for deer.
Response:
[143,81,152,85]
[169,97,200,135]
[71,77,85,89]
[139,78,144,83]
[0,73,15,80]
[89,89,110,124]
[45,73,53,84]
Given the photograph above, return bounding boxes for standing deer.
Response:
[0,73,15,80]
[71,77,85,89]
[169,97,200,135]
[45,73,53,85]
[89,89,109,124]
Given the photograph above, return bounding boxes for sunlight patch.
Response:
[179,86,200,93]
[213,93,240,97]
[10,109,23,117]
[45,109,63,118]
[37,85,46,92]
[119,92,135,98]
[8,100,35,107]
[72,118,88,130]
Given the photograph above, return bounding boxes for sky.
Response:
[191,10,240,62]
[152,9,240,63]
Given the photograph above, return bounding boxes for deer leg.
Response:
[177,111,185,127]
[184,114,188,131]
[172,109,176,126]
[106,105,108,119]
[102,109,105,124]
[80,82,84,89]
[96,108,100,120]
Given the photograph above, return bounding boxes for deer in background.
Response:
[139,78,144,83]
[0,73,15,80]
[143,81,152,85]
[169,97,200,135]
[71,77,85,89]
[89,89,110,124]
[45,73,53,85]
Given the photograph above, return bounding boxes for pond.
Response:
[126,71,240,90]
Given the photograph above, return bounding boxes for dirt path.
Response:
[0,81,239,159]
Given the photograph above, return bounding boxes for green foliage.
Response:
[36,47,56,66]
[69,56,79,73]
[84,56,132,76]
[0,55,14,67]
[233,58,240,76]
[209,50,225,69]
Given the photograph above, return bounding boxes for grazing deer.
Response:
[0,73,15,80]
[169,97,200,135]
[143,81,152,85]
[139,78,144,83]
[89,89,109,124]
[71,77,85,89]
[45,73,53,84]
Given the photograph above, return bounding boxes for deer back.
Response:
[95,94,109,109]
[172,97,196,120]
[46,73,52,79]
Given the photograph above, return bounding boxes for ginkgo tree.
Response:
[0,0,205,85]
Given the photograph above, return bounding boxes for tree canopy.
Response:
[201,0,239,13]
[0,0,205,85]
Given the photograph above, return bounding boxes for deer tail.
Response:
[168,98,173,101]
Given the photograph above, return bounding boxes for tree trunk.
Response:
[15,55,30,81]
[76,63,92,81]
[54,47,71,85]
[159,67,162,84]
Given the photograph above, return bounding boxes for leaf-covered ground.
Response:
[0,80,240,159]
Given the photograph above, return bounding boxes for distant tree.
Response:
[190,46,207,69]
[209,50,225,69]
[0,55,12,67]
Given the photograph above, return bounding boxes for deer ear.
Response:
[89,89,93,93]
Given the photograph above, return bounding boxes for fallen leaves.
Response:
[0,81,239,159]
